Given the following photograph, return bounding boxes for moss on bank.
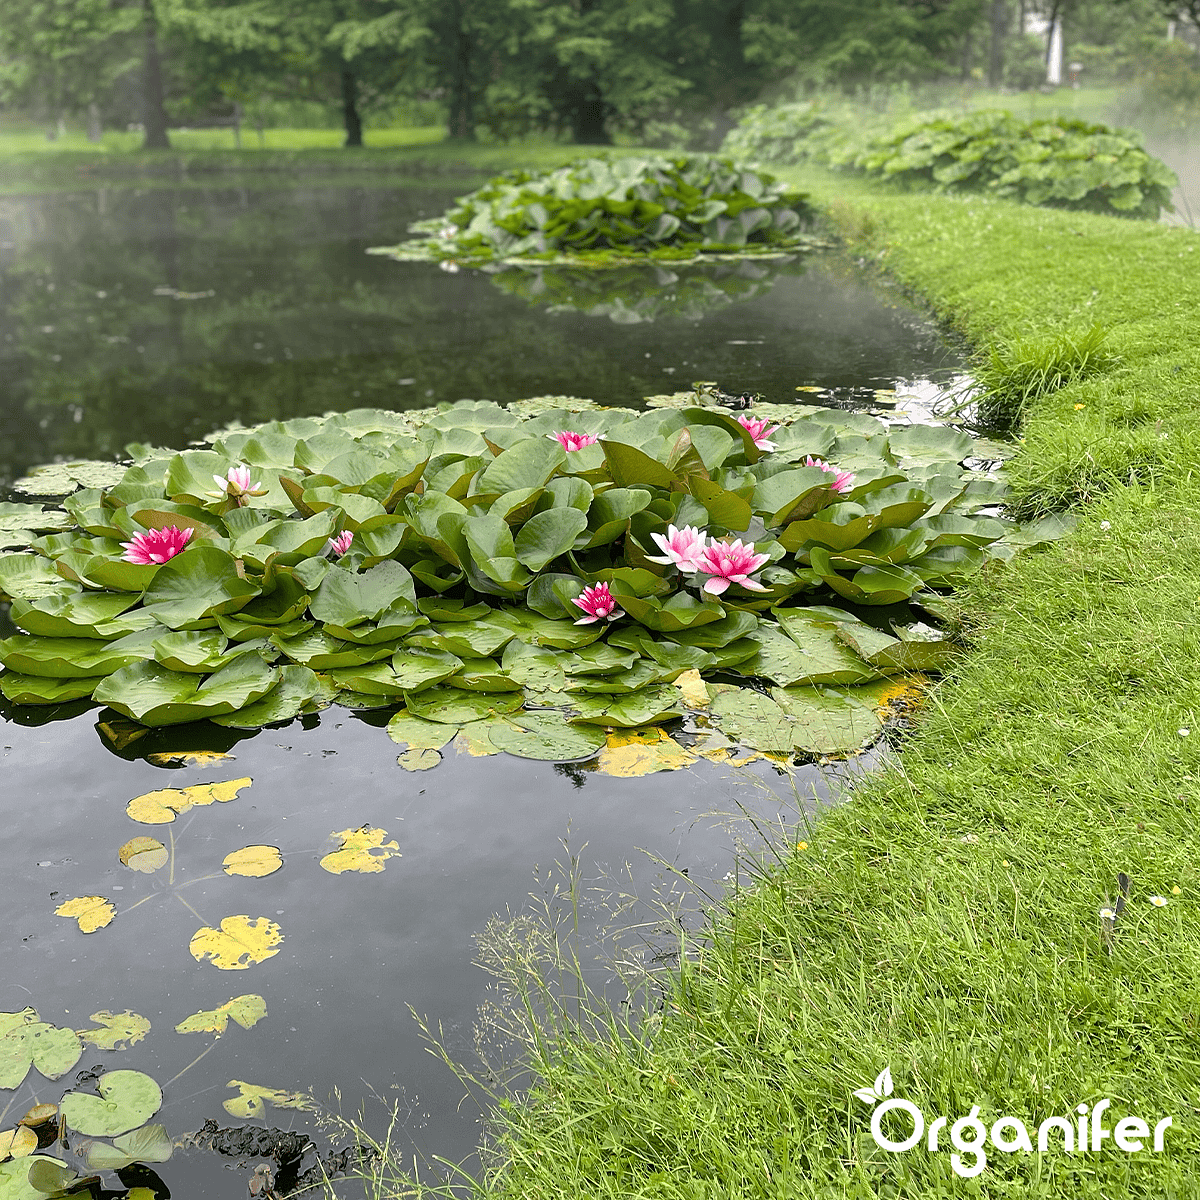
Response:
[432,170,1200,1199]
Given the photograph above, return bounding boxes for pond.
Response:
[0,172,966,1198]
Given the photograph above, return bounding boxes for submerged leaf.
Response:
[222,846,283,878]
[319,827,400,875]
[117,837,168,874]
[189,916,284,971]
[222,1080,313,1121]
[82,1123,172,1171]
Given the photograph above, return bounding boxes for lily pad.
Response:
[75,1011,151,1052]
[772,685,884,755]
[319,826,400,874]
[0,1157,70,1200]
[82,1123,173,1172]
[404,686,523,724]
[222,1081,313,1121]
[60,1070,162,1138]
[222,845,283,878]
[126,778,251,824]
[53,897,115,934]
[487,711,606,762]
[0,1025,82,1090]
[175,994,267,1036]
[189,916,284,971]
[595,727,697,776]
[117,838,168,874]
[568,685,683,727]
[94,658,282,727]
[0,674,101,705]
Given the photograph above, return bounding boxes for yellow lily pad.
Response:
[54,896,115,933]
[117,837,168,874]
[672,668,710,710]
[319,827,400,875]
[188,916,283,971]
[175,994,266,1035]
[0,1126,37,1161]
[18,1105,58,1128]
[223,1080,313,1121]
[222,846,283,878]
[397,748,441,771]
[126,777,252,824]
[76,1011,150,1051]
[596,728,696,777]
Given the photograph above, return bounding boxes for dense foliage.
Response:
[397,155,814,264]
[0,399,1065,756]
[724,105,1178,219]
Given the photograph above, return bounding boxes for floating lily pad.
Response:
[189,916,284,971]
[404,686,523,724]
[0,1024,82,1090]
[0,1127,36,1162]
[175,994,267,1036]
[82,1123,172,1172]
[487,711,606,762]
[0,674,100,705]
[126,778,251,824]
[569,685,683,727]
[54,897,115,934]
[1,1156,70,1200]
[94,658,282,727]
[60,1070,163,1137]
[596,727,696,776]
[319,826,400,875]
[75,1011,150,1052]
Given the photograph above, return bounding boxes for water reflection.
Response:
[0,176,959,489]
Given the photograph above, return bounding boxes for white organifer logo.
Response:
[854,1068,1173,1179]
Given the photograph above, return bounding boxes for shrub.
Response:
[720,101,841,168]
[400,154,815,263]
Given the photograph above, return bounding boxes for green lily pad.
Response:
[8,594,141,639]
[60,1070,163,1138]
[82,1122,173,1171]
[211,665,323,728]
[709,687,797,753]
[403,686,523,724]
[1,1157,70,1200]
[142,545,261,630]
[0,555,78,602]
[0,674,101,705]
[0,504,73,535]
[568,685,683,727]
[12,459,130,496]
[488,711,606,761]
[93,656,282,727]
[772,685,883,755]
[0,1023,82,1090]
[391,647,463,691]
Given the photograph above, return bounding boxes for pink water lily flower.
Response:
[697,539,770,595]
[207,463,268,506]
[572,581,622,625]
[326,531,354,557]
[548,430,600,452]
[120,525,194,565]
[646,524,708,571]
[805,456,856,494]
[737,414,780,451]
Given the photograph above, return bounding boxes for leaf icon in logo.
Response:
[875,1067,894,1098]
[853,1085,878,1104]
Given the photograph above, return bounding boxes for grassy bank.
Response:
[0,131,646,194]
[382,175,1200,1198]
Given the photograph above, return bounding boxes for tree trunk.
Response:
[87,102,102,143]
[569,81,609,145]
[988,0,1008,88]
[341,66,363,147]
[448,0,475,141]
[140,0,171,150]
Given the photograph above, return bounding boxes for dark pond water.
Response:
[0,173,952,1197]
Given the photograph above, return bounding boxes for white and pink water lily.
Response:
[646,524,708,571]
[805,456,856,494]
[737,414,780,451]
[120,525,194,565]
[207,464,269,506]
[572,582,622,625]
[548,430,600,452]
[697,539,771,595]
[325,531,354,557]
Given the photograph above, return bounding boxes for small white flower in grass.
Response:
[1149,895,1169,907]
[960,833,979,844]
[1098,907,1116,922]
[1179,727,1190,737]
[1100,520,1111,531]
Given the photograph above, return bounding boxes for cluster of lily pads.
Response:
[0,395,1068,760]
[383,154,818,266]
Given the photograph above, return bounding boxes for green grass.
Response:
[0,132,652,195]
[330,162,1200,1198]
